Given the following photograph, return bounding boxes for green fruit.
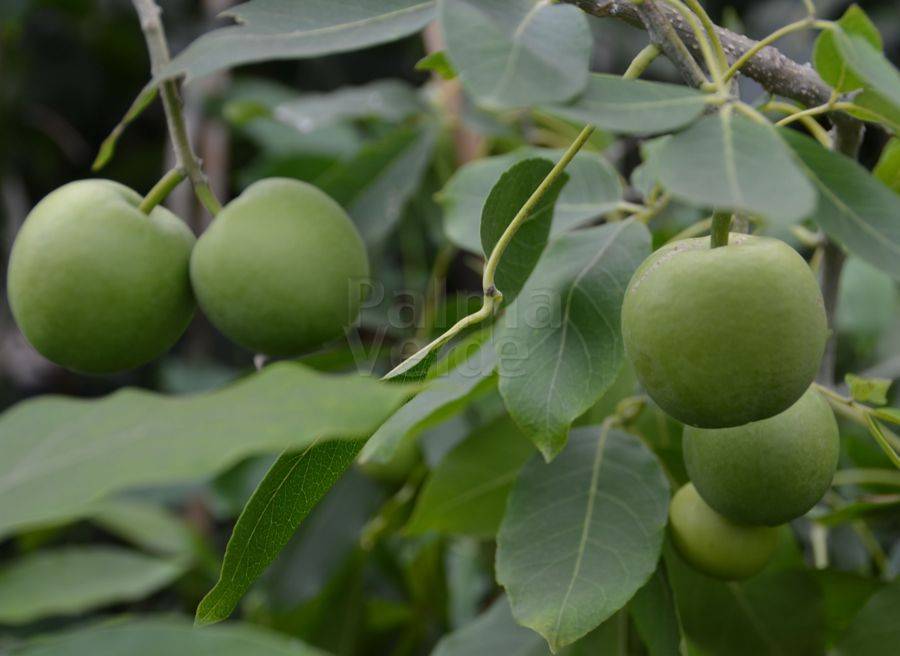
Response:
[7,179,195,374]
[669,483,779,580]
[621,234,827,428]
[190,178,369,355]
[683,387,839,525]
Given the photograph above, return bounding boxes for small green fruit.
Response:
[669,483,779,581]
[683,387,839,525]
[7,179,195,374]
[621,234,827,428]
[190,178,369,355]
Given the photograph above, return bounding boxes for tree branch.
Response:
[632,1,708,87]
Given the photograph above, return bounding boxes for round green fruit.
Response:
[683,387,839,525]
[621,234,827,428]
[7,179,195,374]
[190,178,369,355]
[669,483,779,581]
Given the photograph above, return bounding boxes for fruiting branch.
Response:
[710,212,731,248]
[139,167,186,214]
[131,0,222,216]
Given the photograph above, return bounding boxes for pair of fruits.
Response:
[621,233,839,580]
[7,178,368,374]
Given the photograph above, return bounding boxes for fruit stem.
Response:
[710,212,731,248]
[139,167,187,214]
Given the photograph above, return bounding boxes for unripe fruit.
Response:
[190,178,369,355]
[621,234,827,428]
[669,483,778,580]
[683,387,839,525]
[7,179,195,374]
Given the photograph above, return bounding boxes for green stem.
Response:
[710,212,731,248]
[658,0,723,89]
[139,167,186,214]
[623,44,660,80]
[682,0,729,79]
[721,18,831,83]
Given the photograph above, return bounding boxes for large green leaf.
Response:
[544,73,707,135]
[0,547,185,625]
[438,0,590,110]
[442,148,623,253]
[783,130,900,280]
[833,578,900,655]
[652,109,816,224]
[813,5,882,92]
[196,440,362,625]
[497,220,650,459]
[406,415,534,537]
[89,499,197,557]
[13,617,326,655]
[162,0,436,83]
[629,567,683,656]
[0,363,410,537]
[496,426,670,651]
[481,159,567,303]
[874,137,900,193]
[834,31,900,112]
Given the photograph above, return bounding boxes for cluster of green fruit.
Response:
[7,178,369,374]
[622,234,839,580]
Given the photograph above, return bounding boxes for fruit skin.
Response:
[190,178,369,356]
[683,386,839,526]
[621,234,827,428]
[7,179,195,374]
[669,483,779,581]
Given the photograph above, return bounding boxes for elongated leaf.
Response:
[442,148,623,253]
[196,440,362,625]
[432,597,547,656]
[273,79,423,133]
[815,570,883,646]
[439,0,590,109]
[496,426,670,651]
[497,220,650,459]
[317,124,437,245]
[629,567,683,656]
[653,109,816,224]
[162,0,437,83]
[874,137,900,193]
[544,73,707,135]
[14,617,326,655]
[784,130,900,280]
[834,579,900,655]
[813,6,882,92]
[481,158,567,303]
[834,31,900,111]
[92,85,158,170]
[406,416,534,537]
[0,363,410,536]
[0,547,185,624]
[90,499,196,557]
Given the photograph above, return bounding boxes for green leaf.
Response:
[415,50,457,79]
[316,123,437,245]
[406,415,535,537]
[834,31,900,113]
[845,373,892,405]
[814,570,883,646]
[0,547,185,624]
[873,407,900,425]
[481,158,567,303]
[496,426,670,651]
[432,596,545,656]
[90,499,196,557]
[161,0,437,83]
[442,148,623,253]
[652,109,816,224]
[813,5,882,92]
[14,617,327,655]
[629,567,684,656]
[360,344,496,466]
[92,85,158,171]
[196,440,362,625]
[544,73,708,135]
[0,362,410,537]
[497,220,650,459]
[834,579,900,655]
[874,138,900,193]
[783,130,900,280]
[439,0,590,110]
[836,258,897,339]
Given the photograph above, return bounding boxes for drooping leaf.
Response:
[196,439,363,625]
[497,220,650,459]
[544,73,708,135]
[833,31,900,115]
[441,148,623,253]
[813,5,882,92]
[0,363,410,537]
[0,547,185,625]
[316,123,437,245]
[14,617,327,655]
[481,158,567,303]
[92,85,158,171]
[845,373,892,406]
[874,137,900,193]
[629,567,684,656]
[89,499,197,557]
[652,109,816,224]
[406,415,534,537]
[833,578,900,655]
[273,79,423,134]
[496,426,670,651]
[161,0,437,83]
[783,130,900,280]
[438,0,591,109]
